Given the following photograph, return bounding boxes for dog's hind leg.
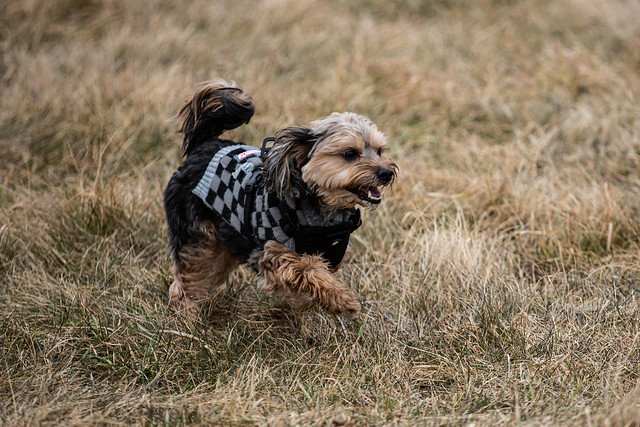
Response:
[169,223,239,318]
[253,241,361,318]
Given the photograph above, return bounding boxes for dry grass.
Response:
[1,0,640,424]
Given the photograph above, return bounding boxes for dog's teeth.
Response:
[368,190,372,198]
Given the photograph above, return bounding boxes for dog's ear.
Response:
[263,126,316,198]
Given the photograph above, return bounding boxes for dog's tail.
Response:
[178,79,255,156]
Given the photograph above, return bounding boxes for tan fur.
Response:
[254,242,360,317]
[169,222,240,318]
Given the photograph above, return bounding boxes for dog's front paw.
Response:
[169,279,200,319]
[323,289,361,318]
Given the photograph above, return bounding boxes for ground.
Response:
[1,0,640,425]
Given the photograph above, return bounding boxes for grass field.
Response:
[2,0,640,424]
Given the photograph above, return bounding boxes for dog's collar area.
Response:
[242,179,359,269]
[277,201,361,269]
[260,136,275,158]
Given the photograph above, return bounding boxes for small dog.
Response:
[164,79,397,318]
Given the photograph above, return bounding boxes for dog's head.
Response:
[263,112,397,210]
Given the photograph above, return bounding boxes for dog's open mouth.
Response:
[352,185,382,204]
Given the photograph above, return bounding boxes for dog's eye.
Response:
[376,148,383,156]
[342,150,358,161]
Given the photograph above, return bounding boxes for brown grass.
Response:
[1,0,640,424]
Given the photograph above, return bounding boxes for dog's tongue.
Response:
[364,186,380,197]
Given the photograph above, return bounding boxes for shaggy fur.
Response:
[164,79,397,318]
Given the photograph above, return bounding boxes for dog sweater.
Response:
[192,144,361,268]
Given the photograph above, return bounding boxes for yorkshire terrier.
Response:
[164,79,397,319]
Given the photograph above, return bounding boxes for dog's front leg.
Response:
[254,241,361,317]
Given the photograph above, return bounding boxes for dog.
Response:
[164,79,397,319]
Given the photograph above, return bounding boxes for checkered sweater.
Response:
[192,144,361,268]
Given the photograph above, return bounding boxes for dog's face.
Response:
[264,112,397,210]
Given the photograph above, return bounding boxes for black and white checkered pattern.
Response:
[193,144,299,250]
[251,190,289,244]
[193,144,263,238]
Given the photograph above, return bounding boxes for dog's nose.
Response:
[376,168,394,184]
